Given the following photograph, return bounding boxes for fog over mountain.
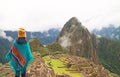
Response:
[92,24,120,40]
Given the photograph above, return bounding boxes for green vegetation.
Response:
[0,76,5,77]
[0,63,2,67]
[47,42,63,52]
[43,56,83,77]
[29,38,50,56]
[98,37,120,76]
[90,72,97,77]
[38,47,50,57]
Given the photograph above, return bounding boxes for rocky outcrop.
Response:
[26,52,56,77]
[57,17,98,63]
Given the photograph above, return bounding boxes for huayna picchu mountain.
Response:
[57,17,98,63]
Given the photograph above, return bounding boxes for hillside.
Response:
[98,37,120,75]
[92,25,120,75]
[0,30,12,64]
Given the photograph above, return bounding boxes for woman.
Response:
[6,28,34,77]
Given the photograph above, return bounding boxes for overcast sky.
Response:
[0,0,120,31]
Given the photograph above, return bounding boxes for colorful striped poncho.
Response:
[6,40,34,75]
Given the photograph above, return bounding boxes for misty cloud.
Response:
[0,29,13,42]
[59,35,71,48]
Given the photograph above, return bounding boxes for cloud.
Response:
[83,12,120,31]
[0,29,13,42]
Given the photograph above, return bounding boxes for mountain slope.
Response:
[0,30,12,64]
[0,38,11,62]
[98,37,120,75]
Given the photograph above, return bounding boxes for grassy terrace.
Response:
[43,56,83,77]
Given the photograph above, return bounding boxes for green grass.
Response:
[43,56,83,77]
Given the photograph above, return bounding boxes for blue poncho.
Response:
[6,40,34,76]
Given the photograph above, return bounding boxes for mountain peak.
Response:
[69,17,78,22]
[65,17,82,28]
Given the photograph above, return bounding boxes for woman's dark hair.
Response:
[17,37,27,44]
